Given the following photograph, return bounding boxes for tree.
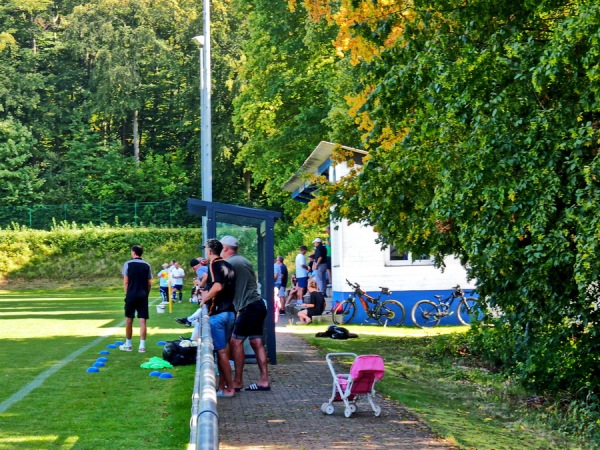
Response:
[301,0,600,396]
[0,117,44,204]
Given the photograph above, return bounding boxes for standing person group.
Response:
[175,235,271,394]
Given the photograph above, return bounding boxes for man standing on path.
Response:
[295,245,309,297]
[312,237,328,294]
[219,235,271,391]
[199,239,237,398]
[120,244,152,353]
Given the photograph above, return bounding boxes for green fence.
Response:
[0,201,197,229]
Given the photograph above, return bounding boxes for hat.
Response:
[312,237,322,243]
[190,258,200,267]
[162,263,168,268]
[220,235,239,247]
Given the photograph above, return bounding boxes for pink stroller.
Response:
[321,353,385,418]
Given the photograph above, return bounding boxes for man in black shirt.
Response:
[121,245,152,353]
[199,239,237,398]
[312,237,328,294]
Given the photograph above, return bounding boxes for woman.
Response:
[285,275,302,307]
[297,279,325,324]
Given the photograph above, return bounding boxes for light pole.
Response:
[193,0,212,246]
[192,32,212,204]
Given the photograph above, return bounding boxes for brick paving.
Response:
[217,324,454,449]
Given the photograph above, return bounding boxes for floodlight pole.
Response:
[192,0,212,246]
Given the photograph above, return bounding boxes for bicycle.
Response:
[411,285,478,328]
[332,279,406,327]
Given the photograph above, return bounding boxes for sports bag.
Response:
[162,339,198,366]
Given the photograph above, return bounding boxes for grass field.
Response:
[0,288,200,450]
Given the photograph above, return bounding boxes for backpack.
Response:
[162,339,198,366]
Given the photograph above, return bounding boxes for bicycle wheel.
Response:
[457,297,478,325]
[411,300,441,328]
[332,300,356,325]
[377,300,406,326]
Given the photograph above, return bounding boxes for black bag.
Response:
[315,325,359,340]
[162,339,197,366]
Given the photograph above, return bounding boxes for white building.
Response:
[283,141,476,325]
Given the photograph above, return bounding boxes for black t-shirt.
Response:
[206,258,236,315]
[280,263,288,289]
[308,291,325,317]
[314,244,327,265]
[122,258,152,300]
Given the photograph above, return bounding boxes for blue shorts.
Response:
[172,284,183,291]
[296,277,308,289]
[209,312,235,351]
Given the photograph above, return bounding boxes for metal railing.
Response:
[189,305,218,450]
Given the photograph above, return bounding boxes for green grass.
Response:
[0,288,200,449]
[289,323,589,450]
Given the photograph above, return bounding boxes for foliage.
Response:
[0,225,203,286]
[298,0,600,399]
[0,117,44,204]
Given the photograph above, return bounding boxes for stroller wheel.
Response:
[349,404,357,413]
[320,403,328,413]
[324,404,335,415]
[344,406,353,418]
[373,405,382,417]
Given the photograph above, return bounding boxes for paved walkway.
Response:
[217,324,454,449]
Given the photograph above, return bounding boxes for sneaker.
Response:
[175,317,192,327]
[119,344,132,352]
[138,347,146,353]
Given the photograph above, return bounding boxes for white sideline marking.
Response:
[0,320,125,414]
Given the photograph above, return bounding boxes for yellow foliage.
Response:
[295,195,331,227]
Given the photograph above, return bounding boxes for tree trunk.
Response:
[133,109,139,164]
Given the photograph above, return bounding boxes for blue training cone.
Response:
[157,341,166,346]
[93,362,105,368]
[107,344,116,349]
[97,357,108,362]
[86,367,100,373]
[149,371,161,377]
[115,340,124,345]
[99,350,110,355]
[159,372,173,379]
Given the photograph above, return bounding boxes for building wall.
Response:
[327,161,477,325]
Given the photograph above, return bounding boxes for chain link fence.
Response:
[0,201,196,229]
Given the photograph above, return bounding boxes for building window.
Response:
[386,245,434,266]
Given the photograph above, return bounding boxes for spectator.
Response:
[220,235,271,391]
[285,275,302,307]
[312,238,328,294]
[295,245,309,297]
[297,279,325,324]
[274,256,288,312]
[189,277,203,303]
[190,258,209,288]
[198,239,237,397]
[120,245,152,353]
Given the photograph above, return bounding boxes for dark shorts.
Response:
[172,284,183,291]
[232,300,267,341]
[296,277,308,289]
[124,296,149,319]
